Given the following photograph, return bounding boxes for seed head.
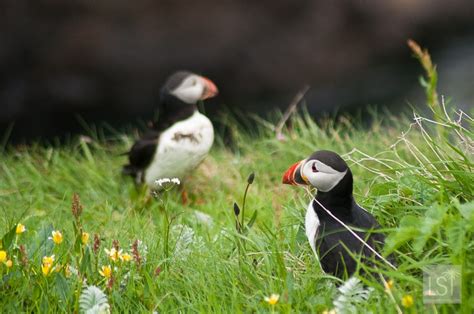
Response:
[247,172,255,185]
[233,202,240,216]
[132,240,142,267]
[93,234,101,255]
[71,193,83,219]
[112,239,120,251]
[154,266,162,277]
[19,245,28,266]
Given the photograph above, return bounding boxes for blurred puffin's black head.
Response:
[282,150,352,193]
[160,71,218,105]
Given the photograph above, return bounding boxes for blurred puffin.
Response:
[283,150,392,278]
[123,71,218,188]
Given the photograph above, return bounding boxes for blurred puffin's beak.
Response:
[200,76,219,100]
[282,160,307,185]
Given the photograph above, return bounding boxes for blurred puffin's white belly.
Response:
[305,201,320,256]
[144,111,214,187]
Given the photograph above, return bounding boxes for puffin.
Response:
[282,150,392,278]
[123,71,218,188]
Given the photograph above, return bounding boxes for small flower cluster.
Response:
[9,221,144,284]
[104,248,132,263]
[98,242,136,286]
[155,177,181,188]
[0,222,28,269]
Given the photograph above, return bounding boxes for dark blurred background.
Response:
[1,0,473,142]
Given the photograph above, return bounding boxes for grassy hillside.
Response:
[0,44,473,313]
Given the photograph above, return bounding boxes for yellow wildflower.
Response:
[42,255,55,266]
[81,232,90,245]
[99,265,112,278]
[0,250,6,263]
[50,230,63,244]
[401,295,414,308]
[264,293,280,305]
[384,279,394,292]
[6,260,13,268]
[120,252,132,262]
[16,223,26,234]
[105,248,122,262]
[42,263,52,276]
[41,254,55,276]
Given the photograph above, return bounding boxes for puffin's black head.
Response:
[282,150,352,193]
[160,71,218,105]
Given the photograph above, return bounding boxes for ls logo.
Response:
[423,265,461,304]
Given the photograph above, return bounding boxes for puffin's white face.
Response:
[170,74,218,104]
[299,159,348,192]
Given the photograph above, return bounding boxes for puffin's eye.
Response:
[312,163,318,173]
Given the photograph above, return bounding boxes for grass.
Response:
[0,42,473,313]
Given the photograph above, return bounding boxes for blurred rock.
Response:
[0,0,473,141]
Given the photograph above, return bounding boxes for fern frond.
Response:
[79,286,110,314]
[333,277,372,314]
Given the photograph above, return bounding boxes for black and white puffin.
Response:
[123,71,218,187]
[282,150,391,278]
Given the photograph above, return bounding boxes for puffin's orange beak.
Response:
[200,76,219,100]
[282,160,307,185]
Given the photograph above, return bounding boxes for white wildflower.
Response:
[155,178,171,187]
[155,177,181,190]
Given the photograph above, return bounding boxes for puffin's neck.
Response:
[313,170,354,220]
[154,95,197,131]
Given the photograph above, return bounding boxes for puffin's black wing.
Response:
[122,130,161,180]
[351,203,386,246]
[316,202,388,278]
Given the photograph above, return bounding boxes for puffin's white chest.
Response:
[144,111,214,186]
[305,201,320,256]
